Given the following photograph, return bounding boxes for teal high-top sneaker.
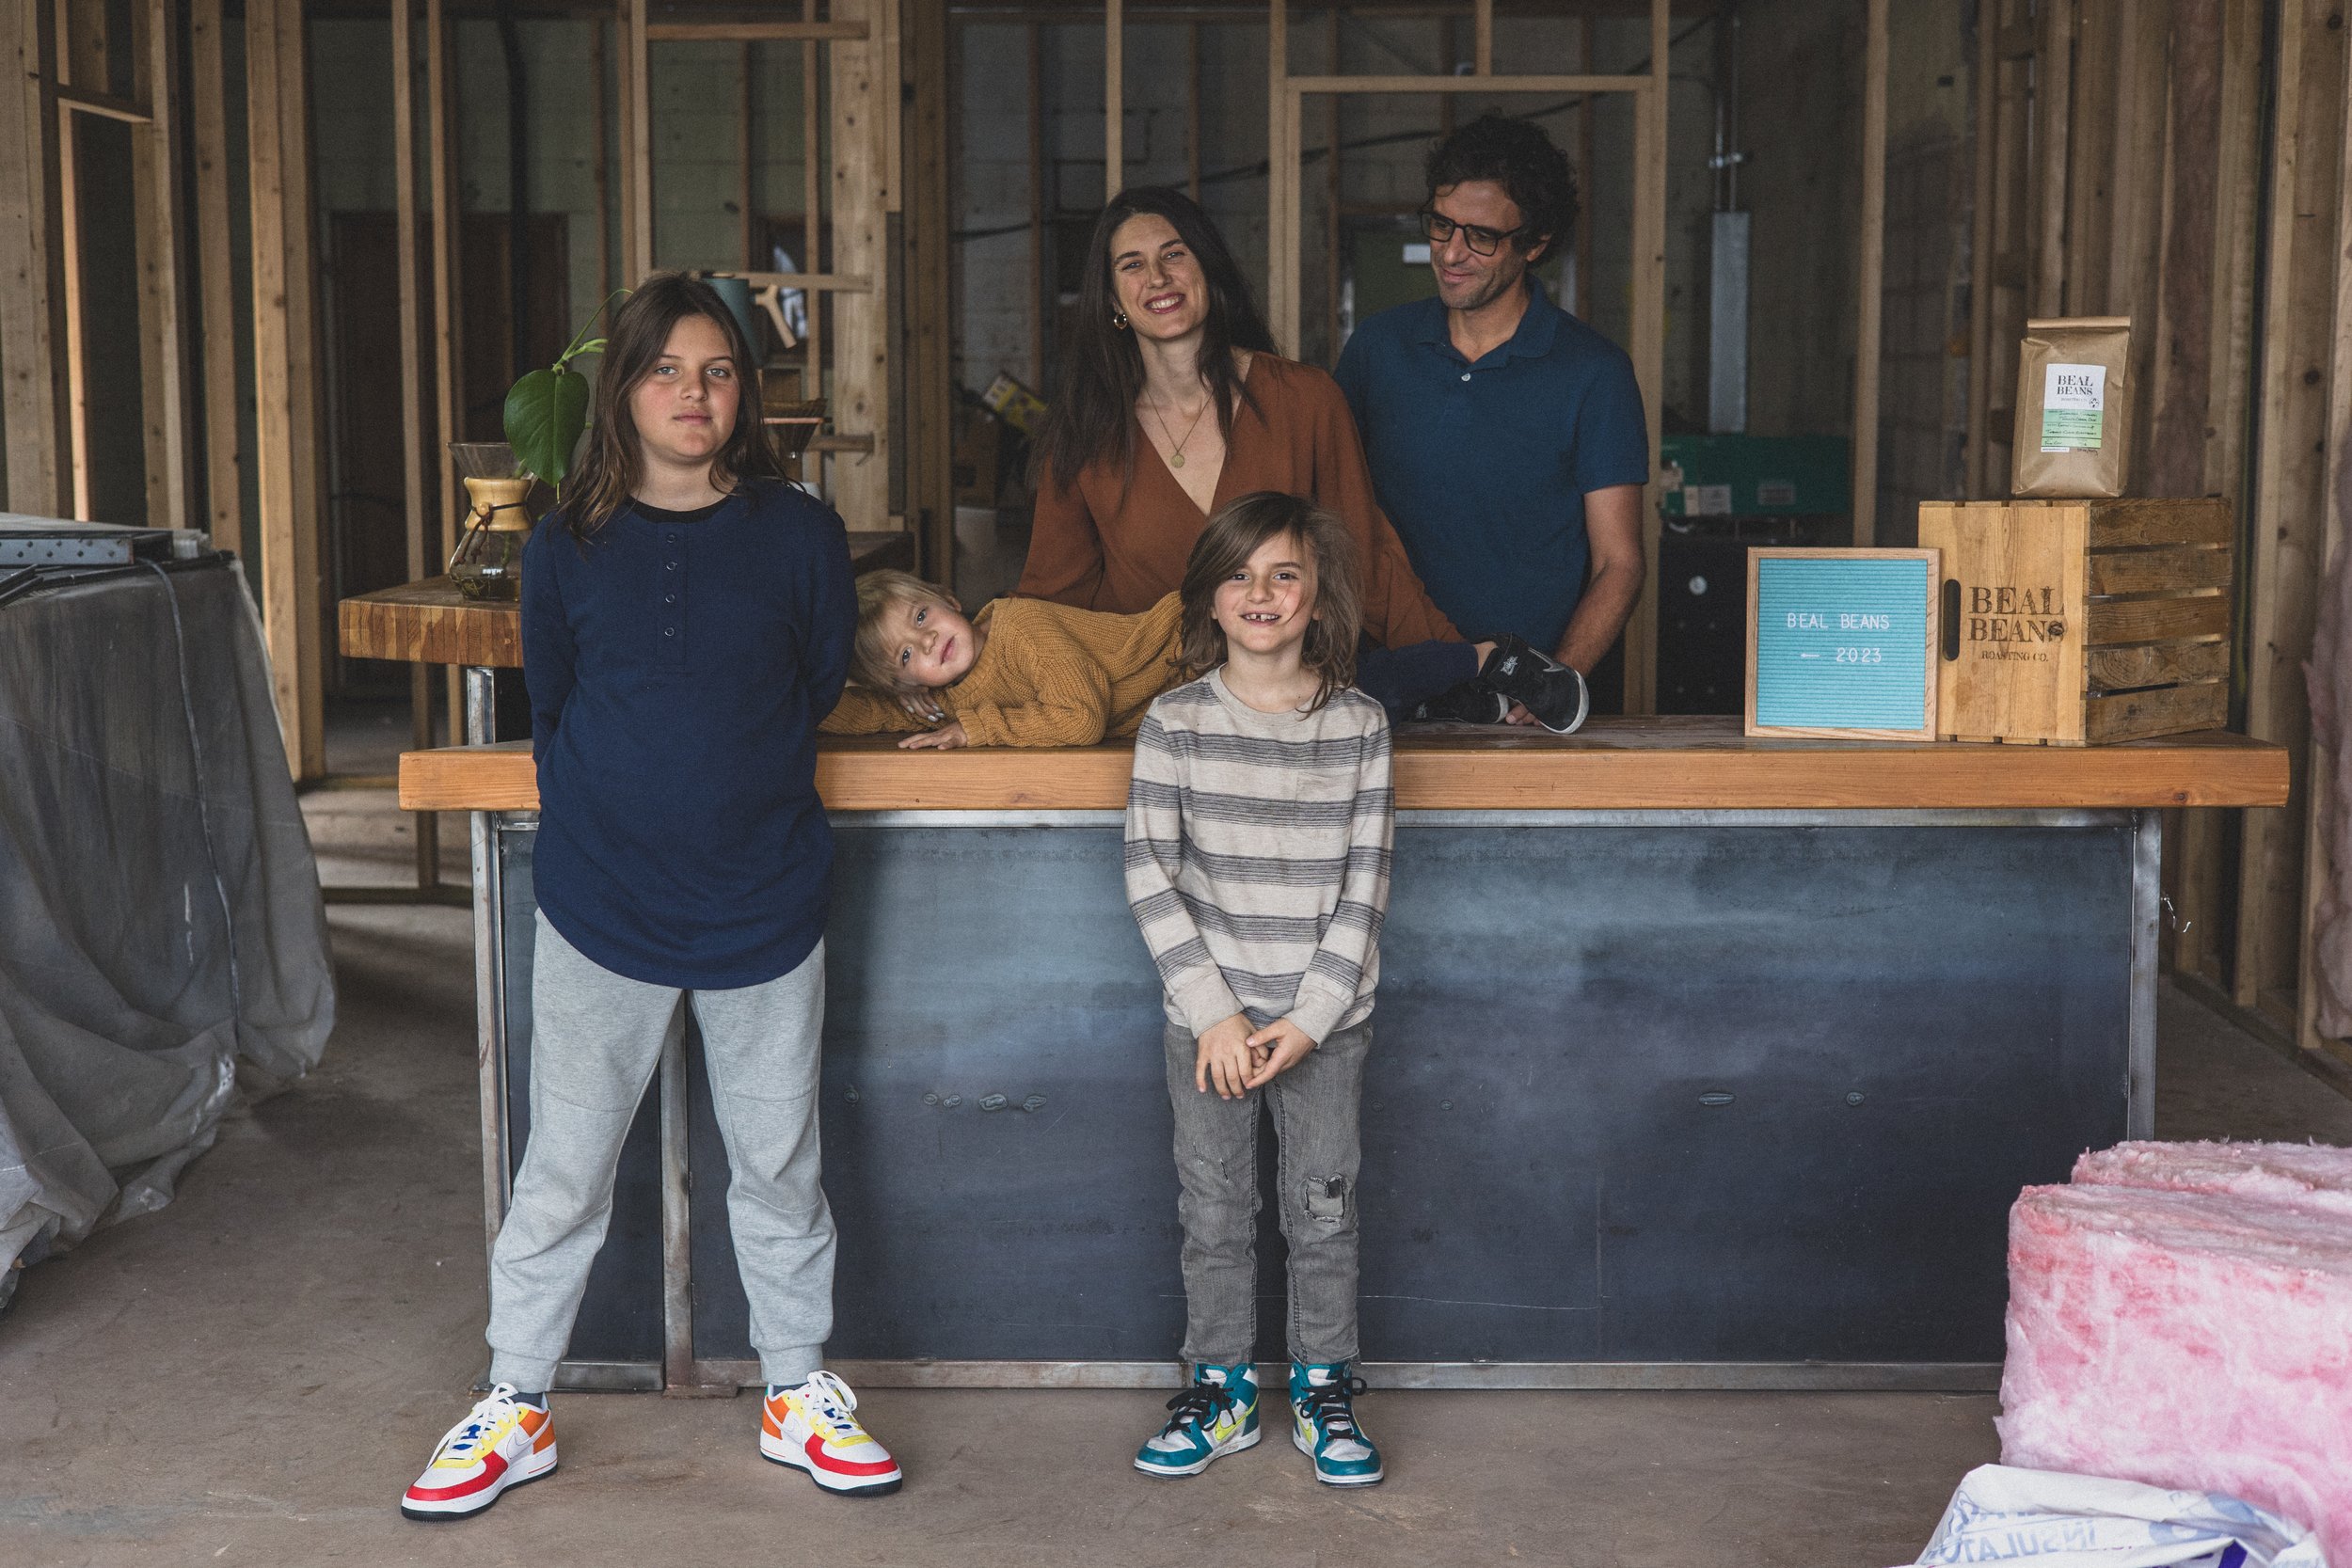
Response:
[1290,1361,1382,1485]
[1134,1361,1260,1478]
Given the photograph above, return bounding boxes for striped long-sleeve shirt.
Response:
[1123,670,1395,1044]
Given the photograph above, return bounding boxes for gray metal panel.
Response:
[679,817,2135,1369]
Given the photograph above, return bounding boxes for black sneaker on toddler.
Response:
[1478,635,1589,735]
[1408,679,1511,725]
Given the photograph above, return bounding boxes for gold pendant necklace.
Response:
[1150,391,1213,469]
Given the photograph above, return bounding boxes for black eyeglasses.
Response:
[1421,209,1526,257]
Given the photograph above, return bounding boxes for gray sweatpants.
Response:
[486,911,835,1391]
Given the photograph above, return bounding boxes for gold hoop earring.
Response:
[1113,311,1130,330]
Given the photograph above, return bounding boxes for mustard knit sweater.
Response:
[820,592,1184,747]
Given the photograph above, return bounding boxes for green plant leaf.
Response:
[505,366,591,486]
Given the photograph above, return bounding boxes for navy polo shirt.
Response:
[521,481,855,990]
[1334,283,1648,651]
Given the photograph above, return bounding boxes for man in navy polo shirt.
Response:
[1335,114,1647,724]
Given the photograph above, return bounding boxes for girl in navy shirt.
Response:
[401,275,901,1521]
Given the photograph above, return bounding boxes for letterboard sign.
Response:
[1745,547,1942,740]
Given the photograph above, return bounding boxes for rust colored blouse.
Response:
[1015,355,1463,648]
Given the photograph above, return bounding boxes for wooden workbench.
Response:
[398,718,2289,815]
[338,530,917,668]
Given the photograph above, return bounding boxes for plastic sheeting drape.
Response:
[0,560,333,1290]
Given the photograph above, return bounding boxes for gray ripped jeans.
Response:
[1162,1018,1371,1367]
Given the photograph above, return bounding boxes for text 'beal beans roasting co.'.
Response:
[1966,586,2066,652]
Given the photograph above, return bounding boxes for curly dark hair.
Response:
[1424,113,1580,260]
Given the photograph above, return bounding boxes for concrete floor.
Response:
[8,792,2352,1568]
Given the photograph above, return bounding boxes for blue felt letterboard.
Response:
[1753,555,1930,732]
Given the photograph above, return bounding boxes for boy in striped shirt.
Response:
[1124,492,1392,1488]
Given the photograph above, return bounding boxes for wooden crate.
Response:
[1916,499,2233,745]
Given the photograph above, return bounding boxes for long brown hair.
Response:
[1028,187,1274,496]
[1177,492,1361,712]
[562,272,784,541]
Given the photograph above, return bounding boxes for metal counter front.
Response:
[470,801,2154,1394]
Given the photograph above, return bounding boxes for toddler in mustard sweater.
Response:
[820,570,1184,748]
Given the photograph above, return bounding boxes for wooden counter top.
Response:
[397,716,2290,813]
[340,531,917,668]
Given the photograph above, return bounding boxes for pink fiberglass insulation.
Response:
[2072,1139,2352,1223]
[1998,1183,2352,1560]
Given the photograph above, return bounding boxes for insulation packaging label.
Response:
[2041,362,2106,452]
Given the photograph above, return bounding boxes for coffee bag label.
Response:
[2042,362,2106,452]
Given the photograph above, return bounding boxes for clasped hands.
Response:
[1194,1013,1316,1099]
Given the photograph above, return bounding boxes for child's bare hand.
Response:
[1195,1015,1257,1099]
[1241,1019,1316,1089]
[896,689,946,725]
[899,720,968,750]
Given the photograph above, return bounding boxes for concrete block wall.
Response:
[310,19,817,381]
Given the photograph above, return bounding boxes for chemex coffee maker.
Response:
[446,443,535,601]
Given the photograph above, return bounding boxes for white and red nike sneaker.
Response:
[758,1370,902,1497]
[400,1385,557,1521]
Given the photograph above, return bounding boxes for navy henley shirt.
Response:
[521,481,855,990]
[1334,283,1649,651]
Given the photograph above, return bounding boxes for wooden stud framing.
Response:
[1325,8,1340,365]
[129,0,188,531]
[2031,0,2074,317]
[592,16,611,307]
[247,0,326,780]
[391,0,440,888]
[1963,0,1999,498]
[190,0,239,554]
[56,53,87,519]
[1623,0,1667,713]
[1850,0,1886,548]
[1576,15,1594,319]
[627,0,653,284]
[829,0,892,530]
[0,0,70,517]
[1267,0,1290,352]
[2062,0,2118,315]
[1472,0,1491,77]
[2235,0,2347,1022]
[803,0,824,406]
[1185,21,1200,202]
[1026,21,1043,384]
[908,0,956,580]
[881,0,901,218]
[1105,0,1122,200]
[646,21,866,42]
[2301,14,2352,1054]
[741,42,756,268]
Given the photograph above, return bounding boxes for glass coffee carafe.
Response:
[447,443,534,601]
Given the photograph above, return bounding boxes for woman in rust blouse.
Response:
[1016,186,1490,717]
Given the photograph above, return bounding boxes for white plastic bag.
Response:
[1904,1465,2327,1568]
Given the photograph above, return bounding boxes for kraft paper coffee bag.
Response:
[2013,316,2133,498]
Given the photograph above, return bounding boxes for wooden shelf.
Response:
[339,531,916,668]
[397,716,2291,815]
